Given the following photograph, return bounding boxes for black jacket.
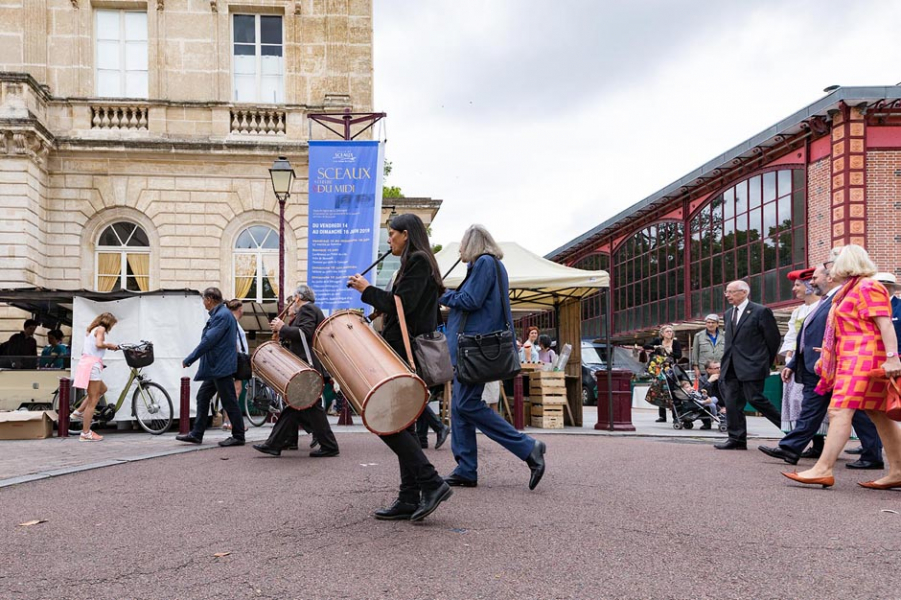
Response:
[721,301,781,381]
[279,302,326,375]
[361,251,439,358]
[645,337,682,360]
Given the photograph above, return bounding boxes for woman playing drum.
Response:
[347,213,452,522]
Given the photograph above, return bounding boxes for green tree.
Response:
[383,160,403,199]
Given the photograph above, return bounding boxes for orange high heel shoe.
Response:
[782,471,835,488]
[857,480,901,490]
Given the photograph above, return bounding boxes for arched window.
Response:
[572,252,609,340]
[688,168,805,317]
[233,225,279,302]
[95,222,150,291]
[612,221,685,334]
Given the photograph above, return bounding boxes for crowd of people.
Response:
[0,319,70,370]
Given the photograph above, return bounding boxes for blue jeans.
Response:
[450,377,535,481]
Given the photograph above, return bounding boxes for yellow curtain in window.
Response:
[234,254,256,300]
[127,253,150,292]
[97,253,121,292]
[263,252,279,299]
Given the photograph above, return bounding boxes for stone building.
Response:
[0,0,438,337]
[538,86,901,344]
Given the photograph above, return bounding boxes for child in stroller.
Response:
[663,362,727,432]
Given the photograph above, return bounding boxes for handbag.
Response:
[870,368,901,421]
[394,297,454,387]
[234,332,252,381]
[455,257,521,385]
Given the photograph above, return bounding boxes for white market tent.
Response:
[434,241,610,427]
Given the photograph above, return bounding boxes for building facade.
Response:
[545,87,901,344]
[0,0,436,337]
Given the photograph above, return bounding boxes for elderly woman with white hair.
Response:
[783,245,901,489]
[440,224,547,490]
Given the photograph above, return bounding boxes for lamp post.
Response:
[269,156,295,313]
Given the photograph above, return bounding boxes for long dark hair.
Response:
[390,213,444,293]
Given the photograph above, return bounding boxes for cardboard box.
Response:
[0,410,58,440]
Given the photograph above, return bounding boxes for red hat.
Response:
[787,268,815,281]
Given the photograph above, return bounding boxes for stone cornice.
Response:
[53,136,309,156]
[0,72,52,103]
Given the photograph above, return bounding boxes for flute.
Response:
[346,249,392,288]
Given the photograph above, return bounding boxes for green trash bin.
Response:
[744,372,783,413]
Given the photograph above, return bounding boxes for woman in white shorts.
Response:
[73,312,119,442]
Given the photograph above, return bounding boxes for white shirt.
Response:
[82,327,106,359]
[732,298,749,325]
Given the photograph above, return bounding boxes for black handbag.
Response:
[394,297,454,387]
[234,332,252,381]
[455,257,521,385]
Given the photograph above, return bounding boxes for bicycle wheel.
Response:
[132,381,174,434]
[245,381,273,427]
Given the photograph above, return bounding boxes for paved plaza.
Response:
[3,408,899,599]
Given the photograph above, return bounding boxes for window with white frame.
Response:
[233,226,279,303]
[96,222,151,292]
[95,10,148,98]
[232,14,284,104]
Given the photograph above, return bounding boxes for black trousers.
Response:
[191,377,245,441]
[416,403,444,444]
[379,425,443,504]
[267,403,338,453]
[722,366,781,443]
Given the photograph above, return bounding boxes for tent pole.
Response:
[606,287,614,431]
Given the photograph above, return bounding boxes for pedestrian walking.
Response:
[177,287,246,447]
[72,313,120,442]
[439,224,547,490]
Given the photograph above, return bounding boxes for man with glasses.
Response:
[692,314,724,382]
[714,280,782,450]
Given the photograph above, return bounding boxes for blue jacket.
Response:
[440,254,516,366]
[786,293,833,383]
[184,303,238,381]
[891,296,901,352]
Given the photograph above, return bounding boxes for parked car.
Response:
[581,341,644,405]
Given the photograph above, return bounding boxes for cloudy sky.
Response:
[371,0,901,256]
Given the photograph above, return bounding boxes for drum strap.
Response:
[393,296,417,372]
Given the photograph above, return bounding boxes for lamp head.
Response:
[269,156,295,197]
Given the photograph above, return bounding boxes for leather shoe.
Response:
[310,436,319,449]
[714,440,747,450]
[411,482,452,522]
[800,447,822,459]
[758,445,799,465]
[218,436,245,447]
[435,425,450,450]
[285,443,299,451]
[419,440,429,449]
[374,499,418,521]
[846,459,885,470]
[857,479,901,490]
[526,440,547,490]
[175,434,202,444]
[655,417,666,423]
[700,423,712,430]
[310,448,339,457]
[444,473,478,488]
[844,446,864,455]
[252,443,281,457]
[782,471,834,488]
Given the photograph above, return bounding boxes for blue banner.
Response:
[307,140,384,313]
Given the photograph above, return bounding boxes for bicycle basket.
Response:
[123,342,154,368]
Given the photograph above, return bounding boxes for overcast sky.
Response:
[372,1,901,257]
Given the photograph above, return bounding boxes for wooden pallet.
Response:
[531,404,563,417]
[529,393,567,406]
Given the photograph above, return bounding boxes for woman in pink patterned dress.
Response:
[783,245,901,489]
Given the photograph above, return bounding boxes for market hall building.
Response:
[544,86,901,344]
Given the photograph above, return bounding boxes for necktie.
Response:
[732,307,739,328]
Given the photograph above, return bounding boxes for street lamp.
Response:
[268,156,295,313]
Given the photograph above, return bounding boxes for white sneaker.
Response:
[79,431,103,442]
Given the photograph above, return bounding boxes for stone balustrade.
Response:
[91,104,150,131]
[230,108,287,135]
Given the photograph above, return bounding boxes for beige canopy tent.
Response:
[434,242,610,427]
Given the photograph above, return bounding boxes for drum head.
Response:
[285,370,324,410]
[362,374,428,435]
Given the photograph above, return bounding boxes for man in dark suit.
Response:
[253,284,339,458]
[714,280,782,450]
[759,265,884,467]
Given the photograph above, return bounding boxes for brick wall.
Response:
[807,156,831,263]
[866,150,901,277]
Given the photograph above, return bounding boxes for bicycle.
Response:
[52,341,174,435]
[211,376,283,428]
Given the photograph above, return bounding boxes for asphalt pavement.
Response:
[2,410,900,599]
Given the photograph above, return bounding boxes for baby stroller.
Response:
[663,363,727,432]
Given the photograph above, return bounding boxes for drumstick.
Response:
[442,258,461,281]
[346,249,392,288]
[271,302,294,341]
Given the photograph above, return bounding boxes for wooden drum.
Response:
[251,341,324,410]
[313,310,428,435]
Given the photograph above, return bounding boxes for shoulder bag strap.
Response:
[238,330,246,353]
[393,295,417,372]
[298,328,314,365]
